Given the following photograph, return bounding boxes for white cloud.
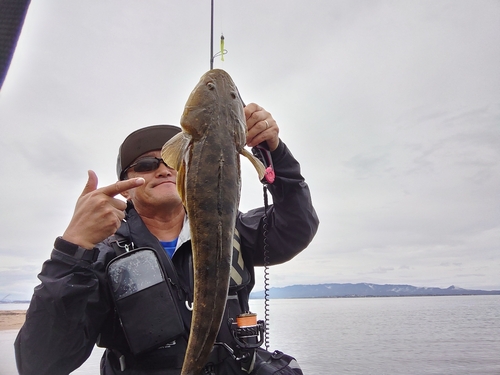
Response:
[1,0,499,299]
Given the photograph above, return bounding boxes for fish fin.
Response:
[241,148,266,180]
[177,161,187,205]
[161,132,190,170]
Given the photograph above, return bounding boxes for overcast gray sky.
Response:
[0,0,499,300]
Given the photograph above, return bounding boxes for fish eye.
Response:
[207,82,215,90]
[230,92,237,99]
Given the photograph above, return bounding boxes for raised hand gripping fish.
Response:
[161,69,265,375]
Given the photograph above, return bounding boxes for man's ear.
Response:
[121,190,130,200]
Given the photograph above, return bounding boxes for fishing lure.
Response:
[220,34,225,61]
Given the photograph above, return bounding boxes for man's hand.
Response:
[245,103,280,151]
[62,170,145,249]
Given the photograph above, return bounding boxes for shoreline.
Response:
[0,311,26,331]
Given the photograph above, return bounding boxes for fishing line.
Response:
[210,0,227,68]
[210,0,214,69]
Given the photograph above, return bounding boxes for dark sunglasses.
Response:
[121,157,171,179]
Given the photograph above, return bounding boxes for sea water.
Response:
[1,295,499,374]
[250,295,500,375]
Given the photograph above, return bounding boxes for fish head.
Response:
[180,69,247,146]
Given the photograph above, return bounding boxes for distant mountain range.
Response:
[250,283,500,299]
[2,283,499,304]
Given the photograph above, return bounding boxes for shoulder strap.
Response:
[109,234,133,256]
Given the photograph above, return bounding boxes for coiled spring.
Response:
[262,185,270,351]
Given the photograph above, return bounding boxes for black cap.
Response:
[117,124,181,179]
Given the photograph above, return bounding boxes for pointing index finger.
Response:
[101,177,145,197]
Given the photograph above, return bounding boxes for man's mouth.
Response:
[153,180,175,188]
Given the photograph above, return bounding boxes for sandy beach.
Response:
[0,311,26,331]
[0,311,24,375]
[0,310,105,375]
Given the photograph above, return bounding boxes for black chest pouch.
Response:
[106,248,185,355]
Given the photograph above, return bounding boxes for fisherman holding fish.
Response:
[15,72,319,375]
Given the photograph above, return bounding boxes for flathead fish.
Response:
[161,69,265,375]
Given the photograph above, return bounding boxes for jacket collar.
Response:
[118,201,191,256]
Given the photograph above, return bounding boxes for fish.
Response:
[161,69,265,375]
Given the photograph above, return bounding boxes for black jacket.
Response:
[14,141,319,375]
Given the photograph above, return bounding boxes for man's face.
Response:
[121,150,182,210]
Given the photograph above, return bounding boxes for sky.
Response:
[0,0,499,301]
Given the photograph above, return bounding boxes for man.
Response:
[15,103,319,375]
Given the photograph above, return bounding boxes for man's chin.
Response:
[153,184,180,199]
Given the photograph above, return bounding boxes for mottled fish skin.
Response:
[161,69,265,375]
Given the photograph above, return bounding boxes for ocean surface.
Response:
[1,295,499,374]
